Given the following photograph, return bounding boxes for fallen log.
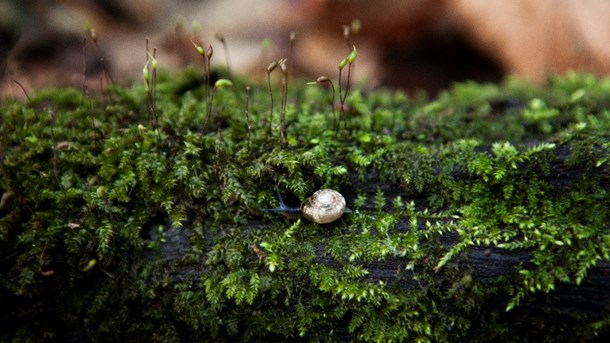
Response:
[1,70,609,342]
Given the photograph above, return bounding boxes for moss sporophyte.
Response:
[1,33,609,342]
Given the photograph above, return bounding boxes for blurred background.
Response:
[2,0,610,98]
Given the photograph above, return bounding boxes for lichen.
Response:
[1,68,609,342]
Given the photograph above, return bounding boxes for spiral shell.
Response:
[300,189,346,224]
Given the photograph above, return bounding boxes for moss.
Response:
[1,68,609,342]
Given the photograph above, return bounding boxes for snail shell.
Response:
[300,189,346,224]
[262,188,346,224]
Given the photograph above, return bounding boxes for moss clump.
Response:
[1,68,609,342]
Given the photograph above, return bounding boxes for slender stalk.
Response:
[201,49,207,102]
[338,58,348,122]
[143,40,155,129]
[327,80,337,131]
[143,50,159,130]
[245,86,252,145]
[266,61,279,133]
[206,85,215,128]
[289,31,297,79]
[214,33,231,77]
[338,46,358,130]
[208,79,233,130]
[151,47,158,127]
[207,85,220,157]
[279,59,288,144]
[192,40,209,127]
[12,80,32,103]
[83,85,98,142]
[206,45,213,118]
[308,76,337,132]
[217,105,222,143]
[89,28,114,88]
[81,37,87,105]
[210,79,233,160]
[342,65,352,130]
[49,110,64,194]
[12,80,36,126]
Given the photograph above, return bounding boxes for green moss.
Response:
[1,68,609,341]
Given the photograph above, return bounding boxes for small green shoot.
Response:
[82,259,97,272]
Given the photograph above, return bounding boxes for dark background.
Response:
[2,0,610,97]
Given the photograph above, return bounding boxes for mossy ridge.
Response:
[0,69,609,341]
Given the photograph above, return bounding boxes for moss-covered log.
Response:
[1,68,609,342]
